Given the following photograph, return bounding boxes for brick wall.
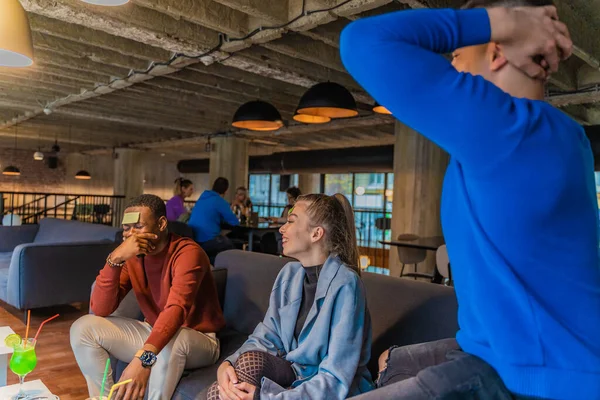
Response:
[0,149,209,200]
[0,148,66,193]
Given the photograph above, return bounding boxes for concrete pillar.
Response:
[114,148,144,203]
[298,173,320,194]
[209,136,249,203]
[389,121,449,277]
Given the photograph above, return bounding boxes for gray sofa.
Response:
[0,218,120,310]
[107,249,458,399]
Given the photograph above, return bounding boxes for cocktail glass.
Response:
[9,338,37,400]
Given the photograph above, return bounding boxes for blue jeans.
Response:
[200,235,234,264]
[352,339,538,400]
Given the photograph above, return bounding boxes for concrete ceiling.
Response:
[0,0,599,158]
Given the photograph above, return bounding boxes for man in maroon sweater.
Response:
[70,194,225,400]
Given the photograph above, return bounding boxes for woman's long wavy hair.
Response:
[296,193,360,274]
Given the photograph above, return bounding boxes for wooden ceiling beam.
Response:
[212,0,288,23]
[132,0,249,36]
[54,107,229,134]
[188,62,306,96]
[0,71,98,91]
[32,32,151,71]
[165,69,301,107]
[34,49,131,78]
[21,0,221,56]
[29,14,172,63]
[143,77,298,113]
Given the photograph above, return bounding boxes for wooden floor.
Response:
[0,302,89,400]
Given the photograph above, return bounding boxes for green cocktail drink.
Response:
[9,338,37,400]
[10,341,37,375]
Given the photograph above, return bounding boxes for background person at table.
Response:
[70,194,225,400]
[166,177,194,222]
[206,193,373,400]
[269,186,302,254]
[230,186,253,221]
[342,1,600,399]
[188,177,240,264]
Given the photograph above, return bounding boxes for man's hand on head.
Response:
[111,233,158,264]
[488,5,572,80]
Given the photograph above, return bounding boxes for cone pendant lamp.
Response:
[0,0,34,67]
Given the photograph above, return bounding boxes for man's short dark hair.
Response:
[125,194,166,220]
[212,177,229,195]
[462,0,553,8]
[286,186,302,200]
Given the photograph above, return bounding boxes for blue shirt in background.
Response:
[188,190,239,243]
[341,8,600,400]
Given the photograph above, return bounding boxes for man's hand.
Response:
[217,362,241,400]
[488,6,572,80]
[112,358,151,400]
[110,233,157,264]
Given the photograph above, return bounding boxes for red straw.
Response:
[33,314,59,342]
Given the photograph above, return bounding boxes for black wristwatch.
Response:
[135,350,157,368]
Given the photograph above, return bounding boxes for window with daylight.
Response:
[249,174,298,217]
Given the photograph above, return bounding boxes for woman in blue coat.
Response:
[206,193,373,400]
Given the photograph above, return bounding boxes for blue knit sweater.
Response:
[341,8,600,400]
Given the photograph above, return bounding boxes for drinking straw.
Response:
[107,379,133,400]
[24,310,31,346]
[33,314,60,342]
[100,358,111,399]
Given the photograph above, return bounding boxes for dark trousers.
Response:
[352,339,542,400]
[200,235,235,265]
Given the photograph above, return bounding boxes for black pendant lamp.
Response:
[296,82,358,119]
[293,112,330,124]
[75,170,91,180]
[232,100,284,131]
[2,165,20,176]
[3,121,20,176]
[373,102,392,115]
[75,128,92,180]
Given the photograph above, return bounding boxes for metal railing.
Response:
[1,191,126,226]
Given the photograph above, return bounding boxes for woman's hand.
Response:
[488,5,572,80]
[217,362,240,400]
[228,382,256,400]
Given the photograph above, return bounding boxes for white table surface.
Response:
[0,379,58,398]
[0,326,15,387]
[0,327,16,356]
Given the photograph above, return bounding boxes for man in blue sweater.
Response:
[188,177,239,263]
[342,1,599,399]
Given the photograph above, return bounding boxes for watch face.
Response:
[140,351,157,367]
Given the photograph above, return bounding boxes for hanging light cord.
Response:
[33,0,590,115]
[42,0,362,111]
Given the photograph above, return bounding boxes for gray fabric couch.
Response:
[107,250,458,399]
[0,218,120,310]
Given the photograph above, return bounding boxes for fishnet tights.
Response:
[206,351,296,400]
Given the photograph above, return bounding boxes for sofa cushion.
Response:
[0,225,39,252]
[0,252,12,270]
[214,250,291,335]
[34,218,119,244]
[174,329,248,400]
[0,266,8,303]
[363,272,458,375]
[213,268,227,311]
